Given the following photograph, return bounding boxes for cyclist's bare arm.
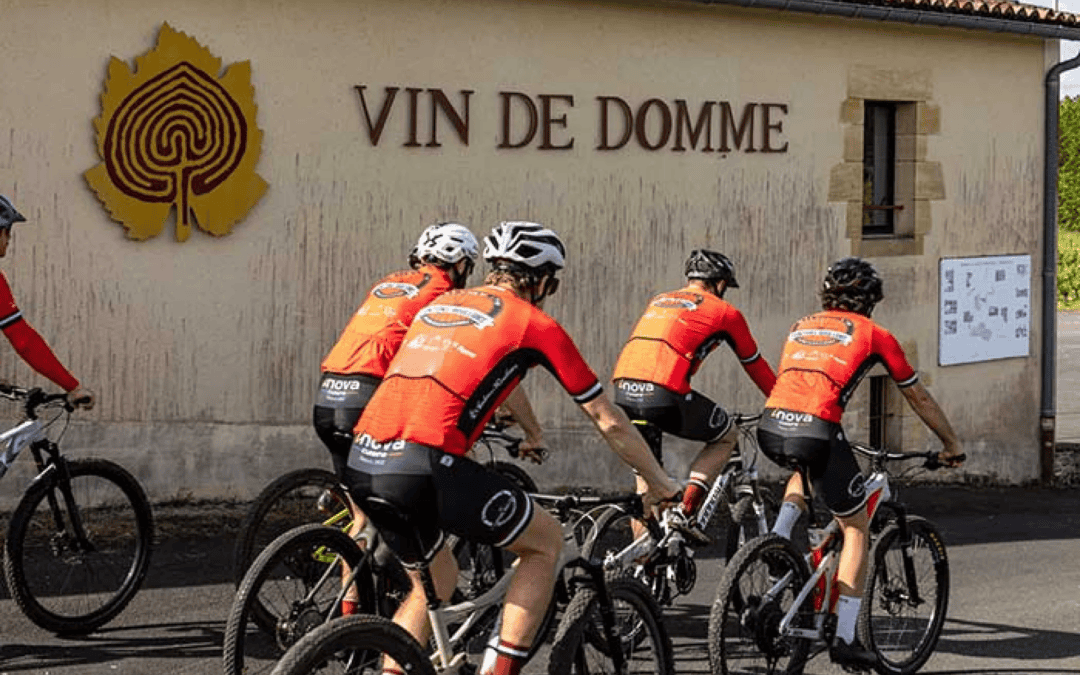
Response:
[901,381,963,465]
[502,384,546,463]
[580,393,680,507]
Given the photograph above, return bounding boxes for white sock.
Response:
[770,501,803,539]
[835,594,862,644]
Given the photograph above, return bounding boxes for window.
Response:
[863,101,899,237]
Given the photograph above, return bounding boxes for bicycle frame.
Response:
[0,417,47,480]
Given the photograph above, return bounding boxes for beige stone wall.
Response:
[0,0,1052,503]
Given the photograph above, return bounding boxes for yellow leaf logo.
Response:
[85,23,268,241]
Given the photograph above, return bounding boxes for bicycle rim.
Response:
[708,535,810,675]
[861,517,949,675]
[3,459,153,635]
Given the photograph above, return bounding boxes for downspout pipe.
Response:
[1042,48,1080,483]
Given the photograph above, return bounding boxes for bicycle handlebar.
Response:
[0,384,74,418]
[850,442,966,471]
[531,492,645,522]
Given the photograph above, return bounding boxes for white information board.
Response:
[938,255,1031,366]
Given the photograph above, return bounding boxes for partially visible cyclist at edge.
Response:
[314,222,547,616]
[757,256,964,670]
[0,195,93,409]
[343,221,680,675]
[611,249,776,544]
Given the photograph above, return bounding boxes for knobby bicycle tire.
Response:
[859,516,950,675]
[708,533,812,675]
[548,571,674,675]
[223,523,373,675]
[3,458,153,635]
[234,468,350,584]
[270,614,437,675]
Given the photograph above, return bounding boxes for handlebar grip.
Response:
[925,452,966,470]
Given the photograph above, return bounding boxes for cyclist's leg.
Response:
[314,373,380,613]
[613,382,667,541]
[431,451,553,675]
[676,390,735,516]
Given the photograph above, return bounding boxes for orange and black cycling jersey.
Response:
[766,310,918,423]
[354,285,603,457]
[321,265,455,378]
[0,272,78,391]
[612,286,775,396]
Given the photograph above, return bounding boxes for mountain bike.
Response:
[265,492,673,675]
[223,431,547,675]
[232,420,535,584]
[707,443,959,675]
[582,412,778,606]
[0,384,154,635]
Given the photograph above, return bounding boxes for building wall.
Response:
[0,0,1051,505]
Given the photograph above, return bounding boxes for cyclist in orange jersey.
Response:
[0,196,93,409]
[612,249,775,544]
[344,221,681,675]
[314,222,545,615]
[758,257,964,670]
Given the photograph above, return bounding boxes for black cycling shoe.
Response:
[829,637,877,672]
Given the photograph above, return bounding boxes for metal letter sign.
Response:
[85,23,268,242]
[938,255,1031,366]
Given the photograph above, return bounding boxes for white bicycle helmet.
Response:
[0,195,26,229]
[483,221,565,273]
[413,222,479,265]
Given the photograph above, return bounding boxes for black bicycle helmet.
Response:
[0,195,26,229]
[821,257,884,316]
[684,249,739,288]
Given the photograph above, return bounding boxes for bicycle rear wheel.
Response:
[234,468,350,583]
[3,458,153,635]
[707,534,811,675]
[271,614,436,675]
[723,487,779,563]
[859,516,949,675]
[547,571,674,675]
[223,523,372,675]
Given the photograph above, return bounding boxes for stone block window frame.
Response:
[829,68,945,257]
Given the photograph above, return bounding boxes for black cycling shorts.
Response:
[756,408,867,517]
[313,373,381,474]
[342,437,534,565]
[613,379,732,464]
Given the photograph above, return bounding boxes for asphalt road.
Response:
[0,483,1079,675]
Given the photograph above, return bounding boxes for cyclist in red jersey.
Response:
[757,257,963,669]
[344,221,680,675]
[612,249,775,543]
[0,196,93,409]
[313,222,547,615]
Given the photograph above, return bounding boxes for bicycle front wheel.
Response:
[223,523,371,675]
[547,571,674,675]
[234,468,350,583]
[3,458,154,635]
[271,614,436,675]
[859,516,949,675]
[707,534,811,675]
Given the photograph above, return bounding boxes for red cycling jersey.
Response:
[612,286,775,396]
[321,265,455,378]
[354,285,603,456]
[0,272,79,391]
[766,310,918,423]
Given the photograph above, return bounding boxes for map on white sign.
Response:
[939,255,1030,366]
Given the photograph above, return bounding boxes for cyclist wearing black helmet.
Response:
[759,256,963,669]
[612,249,776,544]
[0,196,93,409]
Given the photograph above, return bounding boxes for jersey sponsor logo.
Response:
[708,406,727,429]
[404,333,478,358]
[789,349,849,366]
[417,294,503,330]
[480,489,519,528]
[790,319,855,347]
[355,434,407,452]
[372,281,421,300]
[847,474,867,500]
[617,380,655,394]
[321,377,365,391]
[769,408,815,430]
[466,365,520,422]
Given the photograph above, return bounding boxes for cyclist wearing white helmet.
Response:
[0,195,94,409]
[344,221,680,675]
